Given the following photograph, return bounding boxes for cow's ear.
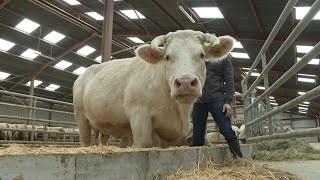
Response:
[205,35,235,62]
[136,44,163,64]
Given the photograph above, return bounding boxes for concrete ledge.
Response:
[0,145,253,180]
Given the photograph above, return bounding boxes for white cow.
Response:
[73,30,235,147]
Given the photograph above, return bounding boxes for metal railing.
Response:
[241,0,320,142]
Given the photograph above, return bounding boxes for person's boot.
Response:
[228,140,243,159]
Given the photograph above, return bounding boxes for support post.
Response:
[27,77,35,124]
[30,99,37,141]
[101,0,114,62]
[241,81,250,139]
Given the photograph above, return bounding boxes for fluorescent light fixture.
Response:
[0,38,15,51]
[299,104,309,107]
[21,49,41,59]
[270,102,278,106]
[127,37,144,43]
[26,80,42,87]
[54,60,72,70]
[178,6,195,23]
[0,71,11,80]
[63,0,81,5]
[295,7,320,20]
[73,67,86,75]
[298,73,316,77]
[270,96,275,99]
[234,41,243,48]
[298,77,315,83]
[85,12,104,20]
[120,10,145,19]
[95,55,102,62]
[296,45,313,53]
[77,45,95,56]
[298,91,305,95]
[230,52,249,59]
[43,31,65,44]
[45,84,60,91]
[245,72,260,77]
[303,101,310,104]
[298,107,308,110]
[15,18,40,33]
[297,57,319,65]
[192,7,223,18]
[257,86,265,90]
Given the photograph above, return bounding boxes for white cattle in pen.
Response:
[73,29,236,148]
[0,123,10,140]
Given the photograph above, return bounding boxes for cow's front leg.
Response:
[129,113,153,148]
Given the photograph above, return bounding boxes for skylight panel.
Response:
[298,73,316,77]
[296,45,313,53]
[77,45,95,56]
[299,111,307,114]
[257,86,265,90]
[127,37,144,43]
[0,38,15,51]
[73,67,86,75]
[297,57,319,65]
[245,72,260,77]
[54,60,72,70]
[234,41,243,48]
[43,31,65,44]
[63,0,81,5]
[270,96,275,99]
[26,80,42,87]
[270,99,276,102]
[298,91,305,95]
[21,49,40,59]
[303,102,310,104]
[45,84,60,91]
[270,102,278,106]
[15,18,40,33]
[85,12,104,20]
[0,71,11,80]
[295,7,320,20]
[192,7,223,18]
[120,10,145,19]
[298,77,315,83]
[230,52,249,59]
[95,55,102,62]
[299,104,309,107]
[298,107,308,110]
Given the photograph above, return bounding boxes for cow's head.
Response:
[136,30,235,104]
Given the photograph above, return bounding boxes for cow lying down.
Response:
[73,29,236,148]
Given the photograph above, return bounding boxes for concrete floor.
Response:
[257,160,320,180]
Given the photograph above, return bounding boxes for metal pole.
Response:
[247,128,320,142]
[247,85,320,126]
[243,0,298,83]
[31,99,37,141]
[101,0,114,62]
[245,41,320,112]
[244,0,320,98]
[0,115,77,125]
[241,81,250,139]
[27,77,35,124]
[261,53,273,135]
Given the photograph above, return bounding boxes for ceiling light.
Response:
[0,71,11,80]
[43,31,65,44]
[257,86,265,90]
[63,0,81,5]
[85,12,104,20]
[77,45,95,56]
[297,57,319,65]
[298,91,305,95]
[270,96,275,99]
[296,45,313,53]
[15,18,40,33]
[127,37,144,43]
[298,107,308,110]
[26,80,42,87]
[245,72,260,77]
[21,49,40,59]
[295,7,320,20]
[73,67,86,75]
[0,38,15,51]
[299,104,309,107]
[192,7,223,18]
[230,52,249,59]
[95,55,102,62]
[120,10,145,19]
[270,99,276,102]
[54,60,72,70]
[234,41,243,48]
[298,73,316,77]
[303,101,310,104]
[45,84,60,91]
[298,77,315,83]
[178,5,195,23]
[299,111,307,114]
[270,102,278,106]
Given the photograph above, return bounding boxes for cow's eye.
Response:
[165,55,170,61]
[200,53,205,59]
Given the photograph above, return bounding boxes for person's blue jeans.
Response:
[192,100,238,146]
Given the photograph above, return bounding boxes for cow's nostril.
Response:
[190,79,197,87]
[175,79,182,88]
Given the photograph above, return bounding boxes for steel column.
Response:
[27,77,35,124]
[241,81,250,140]
[101,0,114,62]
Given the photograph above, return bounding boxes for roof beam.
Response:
[0,0,11,9]
[150,0,184,29]
[179,0,208,31]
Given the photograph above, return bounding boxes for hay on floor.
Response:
[253,138,320,161]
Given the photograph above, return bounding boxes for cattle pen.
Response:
[0,0,320,179]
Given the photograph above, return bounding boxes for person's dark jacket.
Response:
[197,57,235,105]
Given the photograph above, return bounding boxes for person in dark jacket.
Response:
[192,55,243,158]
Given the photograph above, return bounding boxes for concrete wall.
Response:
[0,145,253,180]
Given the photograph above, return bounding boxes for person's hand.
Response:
[222,103,232,118]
